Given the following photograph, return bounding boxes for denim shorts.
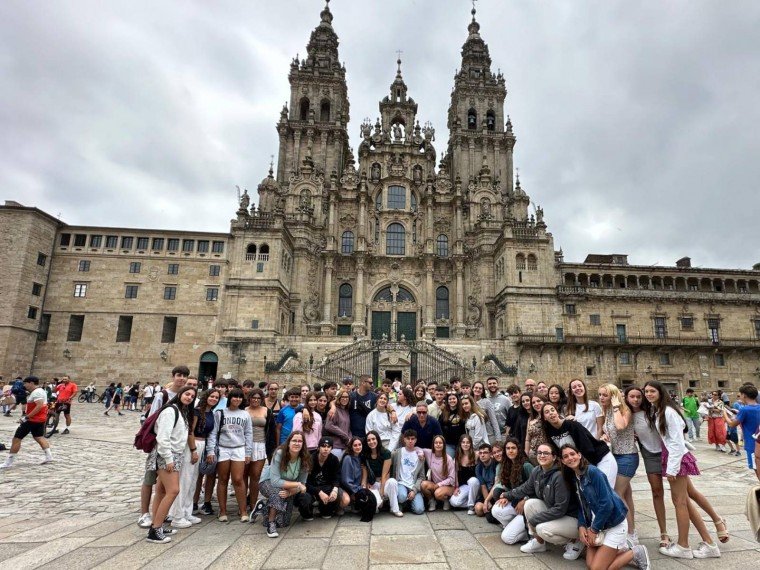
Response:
[614,452,640,478]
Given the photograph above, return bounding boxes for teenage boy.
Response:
[322,381,338,405]
[137,365,189,529]
[213,380,229,411]
[682,388,701,441]
[6,376,26,416]
[450,377,462,394]
[381,379,396,403]
[473,444,497,517]
[305,436,344,519]
[1,376,53,469]
[504,385,522,436]
[426,381,438,404]
[275,388,303,444]
[46,374,78,437]
[486,377,510,434]
[348,375,377,437]
[385,430,426,516]
[428,386,446,420]
[460,381,472,396]
[724,383,760,474]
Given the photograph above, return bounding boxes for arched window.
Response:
[436,235,449,257]
[299,97,310,121]
[527,254,537,270]
[246,244,257,255]
[338,283,353,317]
[516,253,526,270]
[486,110,496,131]
[386,223,405,255]
[436,286,449,319]
[397,286,415,302]
[259,243,270,261]
[320,99,330,122]
[374,287,393,302]
[341,231,354,254]
[259,244,269,254]
[387,185,406,209]
[467,108,477,130]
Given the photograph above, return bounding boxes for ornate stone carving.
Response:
[339,213,357,227]
[466,295,483,326]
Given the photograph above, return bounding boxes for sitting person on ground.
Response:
[385,429,426,516]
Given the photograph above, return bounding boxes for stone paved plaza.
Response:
[1,404,759,569]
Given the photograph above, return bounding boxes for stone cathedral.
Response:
[2,3,759,395]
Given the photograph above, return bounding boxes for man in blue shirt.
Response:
[275,388,303,444]
[400,402,442,449]
[348,375,377,437]
[724,383,760,473]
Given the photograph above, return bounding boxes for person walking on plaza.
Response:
[682,388,701,441]
[706,390,728,452]
[104,382,124,416]
[1,376,53,469]
[146,385,198,543]
[46,374,78,436]
[724,383,760,474]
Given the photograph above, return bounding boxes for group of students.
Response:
[140,367,760,567]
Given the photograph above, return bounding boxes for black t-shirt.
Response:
[543,420,610,465]
[457,463,477,486]
[365,449,391,481]
[307,451,341,494]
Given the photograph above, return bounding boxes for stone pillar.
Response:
[353,256,366,336]
[293,131,302,171]
[454,259,466,338]
[321,257,334,334]
[423,258,435,337]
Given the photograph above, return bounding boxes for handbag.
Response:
[199,409,223,475]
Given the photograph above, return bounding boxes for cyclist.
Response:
[84,381,96,403]
[46,374,78,437]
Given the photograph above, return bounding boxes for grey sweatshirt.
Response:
[207,408,253,458]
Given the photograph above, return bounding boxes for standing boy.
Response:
[1,376,53,468]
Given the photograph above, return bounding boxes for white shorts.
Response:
[218,446,246,462]
[251,441,267,462]
[600,519,628,549]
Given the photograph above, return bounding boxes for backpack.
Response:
[134,405,179,453]
[11,380,25,396]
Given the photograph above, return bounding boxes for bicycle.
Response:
[78,390,100,403]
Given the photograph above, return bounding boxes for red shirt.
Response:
[26,388,48,423]
[56,382,78,403]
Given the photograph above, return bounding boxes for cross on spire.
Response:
[471,0,478,19]
[396,49,403,73]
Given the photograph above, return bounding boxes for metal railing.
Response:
[515,333,760,349]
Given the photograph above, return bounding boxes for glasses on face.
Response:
[417,411,427,415]
[536,451,553,457]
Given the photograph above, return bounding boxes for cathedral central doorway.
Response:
[385,370,402,383]
[370,285,418,341]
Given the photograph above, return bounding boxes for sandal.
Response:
[659,533,671,548]
[715,518,729,543]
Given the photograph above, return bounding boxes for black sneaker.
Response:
[146,527,171,544]
[62,428,70,435]
[300,511,314,522]
[192,503,199,514]
[266,521,279,538]
[199,503,214,516]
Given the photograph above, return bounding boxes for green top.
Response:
[682,395,699,419]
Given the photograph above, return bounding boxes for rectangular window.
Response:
[387,185,406,209]
[167,263,179,275]
[116,315,133,342]
[106,235,118,248]
[129,262,141,274]
[197,240,209,253]
[38,313,51,341]
[90,234,102,247]
[565,304,576,315]
[37,252,47,267]
[209,264,220,277]
[74,283,87,297]
[74,234,87,247]
[616,324,627,343]
[182,239,194,252]
[755,320,760,339]
[718,380,727,389]
[78,260,90,272]
[121,236,134,249]
[27,306,38,319]
[555,327,564,342]
[681,316,694,330]
[167,238,179,251]
[659,353,671,365]
[32,282,42,296]
[688,380,698,389]
[212,241,225,253]
[714,353,725,367]
[708,318,720,344]
[251,319,259,329]
[436,326,451,339]
[589,314,601,326]
[67,314,85,342]
[161,316,177,343]
[586,365,596,376]
[206,287,219,301]
[152,237,165,250]
[654,316,667,339]
[125,285,139,299]
[164,286,177,300]
[59,233,71,246]
[337,324,352,336]
[619,352,631,365]
[136,237,149,250]
[256,262,264,273]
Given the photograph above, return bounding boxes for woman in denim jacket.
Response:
[560,444,650,570]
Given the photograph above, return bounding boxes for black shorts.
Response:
[56,402,72,415]
[15,394,27,405]
[14,421,45,439]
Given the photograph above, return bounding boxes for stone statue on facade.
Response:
[466,295,483,326]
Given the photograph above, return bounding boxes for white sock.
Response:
[4,453,16,466]
[44,448,53,459]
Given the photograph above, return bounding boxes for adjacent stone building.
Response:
[2,4,759,395]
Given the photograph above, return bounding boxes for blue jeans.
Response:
[386,478,425,514]
[686,416,701,439]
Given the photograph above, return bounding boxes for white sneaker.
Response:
[392,510,404,517]
[40,456,54,465]
[520,538,547,554]
[186,515,202,524]
[632,545,650,570]
[563,540,585,560]
[170,518,192,529]
[428,499,436,512]
[442,499,451,511]
[137,513,152,528]
[0,463,13,470]
[659,543,694,559]
[467,508,476,515]
[692,541,721,559]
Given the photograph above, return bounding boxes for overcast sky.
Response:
[2,0,759,269]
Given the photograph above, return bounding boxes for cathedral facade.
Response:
[2,4,759,395]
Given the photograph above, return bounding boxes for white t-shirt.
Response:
[399,448,419,488]
[143,385,154,398]
[573,400,603,438]
[29,387,47,403]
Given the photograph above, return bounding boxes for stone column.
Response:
[321,257,334,334]
[353,256,366,336]
[454,259,466,338]
[423,258,435,337]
